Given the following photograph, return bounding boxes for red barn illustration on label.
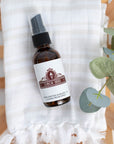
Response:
[39,68,66,89]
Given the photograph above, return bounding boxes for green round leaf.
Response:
[104,28,114,36]
[103,47,114,61]
[89,57,114,78]
[87,87,110,107]
[79,88,100,113]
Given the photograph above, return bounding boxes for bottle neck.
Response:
[37,43,50,49]
[32,32,51,48]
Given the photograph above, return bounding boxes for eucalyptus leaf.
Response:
[104,28,114,36]
[112,36,114,50]
[87,87,110,107]
[106,76,114,95]
[79,88,100,113]
[89,57,114,78]
[103,47,114,61]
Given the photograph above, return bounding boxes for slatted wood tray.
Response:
[0,0,114,143]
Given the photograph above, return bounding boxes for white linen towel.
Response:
[0,0,107,144]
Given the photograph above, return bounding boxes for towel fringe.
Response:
[0,122,105,144]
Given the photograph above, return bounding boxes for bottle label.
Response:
[34,58,70,103]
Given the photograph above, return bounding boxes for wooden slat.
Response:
[108,20,114,27]
[0,77,5,89]
[0,106,7,135]
[105,86,110,99]
[0,6,6,137]
[106,0,114,21]
[104,0,114,144]
[0,45,4,59]
[105,77,111,99]
[104,125,113,144]
[106,103,114,130]
[101,0,108,4]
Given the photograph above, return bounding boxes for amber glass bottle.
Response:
[31,14,70,107]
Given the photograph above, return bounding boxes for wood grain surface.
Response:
[0,106,7,135]
[101,0,108,3]
[0,45,4,59]
[0,77,5,89]
[104,0,114,143]
[0,2,6,137]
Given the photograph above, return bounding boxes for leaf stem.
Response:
[88,102,92,106]
[99,77,111,93]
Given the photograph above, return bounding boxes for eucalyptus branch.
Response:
[99,76,111,93]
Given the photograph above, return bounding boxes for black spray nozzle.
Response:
[30,14,51,48]
[31,14,46,35]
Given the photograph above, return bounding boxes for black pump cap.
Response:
[31,14,51,48]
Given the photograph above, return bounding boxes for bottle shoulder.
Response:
[34,47,61,64]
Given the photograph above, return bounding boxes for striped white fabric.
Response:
[0,0,107,144]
